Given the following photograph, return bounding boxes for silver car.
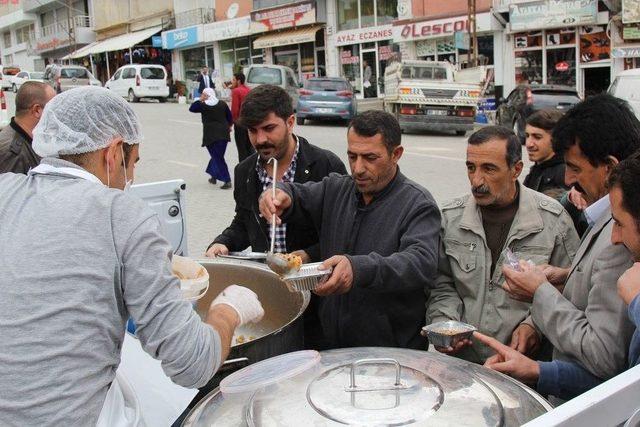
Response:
[244,64,300,109]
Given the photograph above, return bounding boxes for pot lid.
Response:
[182,348,551,427]
[219,350,320,394]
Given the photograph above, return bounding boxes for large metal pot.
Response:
[195,258,310,378]
[182,347,552,426]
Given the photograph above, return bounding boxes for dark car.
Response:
[296,77,357,125]
[496,84,580,142]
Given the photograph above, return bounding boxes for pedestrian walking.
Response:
[189,88,232,189]
[230,73,255,162]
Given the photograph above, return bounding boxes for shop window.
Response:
[579,25,610,63]
[182,47,206,82]
[360,0,375,28]
[338,0,359,31]
[376,0,397,26]
[236,38,249,49]
[545,28,576,47]
[340,45,361,91]
[300,42,315,79]
[515,50,543,84]
[514,32,542,49]
[315,29,325,47]
[219,40,234,51]
[546,48,576,86]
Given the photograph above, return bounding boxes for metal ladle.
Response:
[264,157,294,276]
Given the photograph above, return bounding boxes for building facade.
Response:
[0,1,40,71]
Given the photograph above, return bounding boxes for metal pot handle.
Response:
[345,358,407,392]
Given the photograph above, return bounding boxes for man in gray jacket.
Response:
[499,94,639,389]
[0,87,264,426]
[427,126,579,363]
[0,81,55,173]
[259,110,440,350]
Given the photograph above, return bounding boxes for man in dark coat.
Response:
[206,85,346,348]
[0,81,56,174]
[196,66,214,94]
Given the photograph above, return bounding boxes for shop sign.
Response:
[204,16,251,42]
[624,24,640,40]
[163,26,200,49]
[340,50,359,65]
[152,36,162,48]
[612,47,640,58]
[555,61,569,71]
[509,0,597,31]
[334,25,394,47]
[394,17,469,42]
[35,36,70,53]
[455,31,470,49]
[623,0,640,24]
[251,0,316,33]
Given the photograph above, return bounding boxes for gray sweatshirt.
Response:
[0,158,220,426]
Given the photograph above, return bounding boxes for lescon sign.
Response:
[398,19,469,40]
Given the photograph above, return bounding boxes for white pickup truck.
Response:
[383,60,484,135]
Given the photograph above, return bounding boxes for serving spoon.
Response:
[264,157,295,276]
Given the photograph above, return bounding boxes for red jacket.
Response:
[231,84,250,123]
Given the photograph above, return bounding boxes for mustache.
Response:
[255,143,276,150]
[472,185,491,195]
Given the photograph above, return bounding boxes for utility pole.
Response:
[467,0,478,67]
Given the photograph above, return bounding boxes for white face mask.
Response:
[106,145,133,191]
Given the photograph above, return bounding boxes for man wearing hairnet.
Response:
[0,87,264,426]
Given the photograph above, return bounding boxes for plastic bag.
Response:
[96,370,146,427]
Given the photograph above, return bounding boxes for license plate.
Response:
[149,86,159,90]
[427,110,448,116]
[316,108,333,113]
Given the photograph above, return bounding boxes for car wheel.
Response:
[456,130,466,136]
[12,84,17,93]
[158,97,167,103]
[296,116,305,126]
[128,89,138,103]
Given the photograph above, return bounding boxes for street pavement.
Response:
[4,91,531,256]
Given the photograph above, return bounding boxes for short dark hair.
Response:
[552,94,640,166]
[238,84,293,127]
[233,72,245,85]
[60,142,137,168]
[608,151,640,229]
[468,125,522,167]
[15,81,52,116]
[526,109,564,132]
[348,110,401,153]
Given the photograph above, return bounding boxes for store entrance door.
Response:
[583,66,610,97]
[361,50,377,98]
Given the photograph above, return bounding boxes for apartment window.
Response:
[3,32,11,49]
[16,24,35,45]
[337,0,397,31]
[4,54,13,65]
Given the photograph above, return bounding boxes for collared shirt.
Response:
[584,194,611,227]
[256,137,300,253]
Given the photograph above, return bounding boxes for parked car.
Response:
[46,65,101,92]
[0,89,8,129]
[609,69,640,120]
[0,65,21,90]
[496,84,580,142]
[11,70,45,92]
[296,77,357,125]
[105,64,170,103]
[244,64,300,109]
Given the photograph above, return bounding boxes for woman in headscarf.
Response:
[189,87,233,189]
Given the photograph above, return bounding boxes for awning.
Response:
[63,42,100,60]
[253,25,323,49]
[87,25,163,55]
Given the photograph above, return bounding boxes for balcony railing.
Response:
[175,8,214,29]
[39,15,92,39]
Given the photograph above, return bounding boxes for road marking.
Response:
[404,151,465,162]
[167,160,199,168]
[168,119,201,126]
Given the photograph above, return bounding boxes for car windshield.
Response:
[30,72,44,79]
[140,67,165,79]
[247,68,282,85]
[61,68,88,79]
[306,80,348,91]
[400,66,448,80]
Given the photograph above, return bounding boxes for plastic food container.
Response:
[421,320,477,348]
[172,255,209,301]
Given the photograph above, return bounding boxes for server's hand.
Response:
[211,285,264,326]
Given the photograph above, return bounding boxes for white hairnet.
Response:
[33,86,143,157]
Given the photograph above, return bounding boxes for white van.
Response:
[609,69,640,120]
[243,64,300,109]
[105,64,169,103]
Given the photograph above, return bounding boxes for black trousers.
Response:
[233,125,255,163]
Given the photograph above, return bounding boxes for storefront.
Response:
[392,13,498,66]
[162,25,207,83]
[610,1,640,74]
[251,1,326,83]
[508,0,611,96]
[204,16,261,80]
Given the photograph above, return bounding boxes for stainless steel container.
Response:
[182,347,552,426]
[194,258,310,375]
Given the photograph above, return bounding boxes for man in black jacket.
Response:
[259,111,441,350]
[196,66,214,94]
[205,85,346,347]
[522,109,568,200]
